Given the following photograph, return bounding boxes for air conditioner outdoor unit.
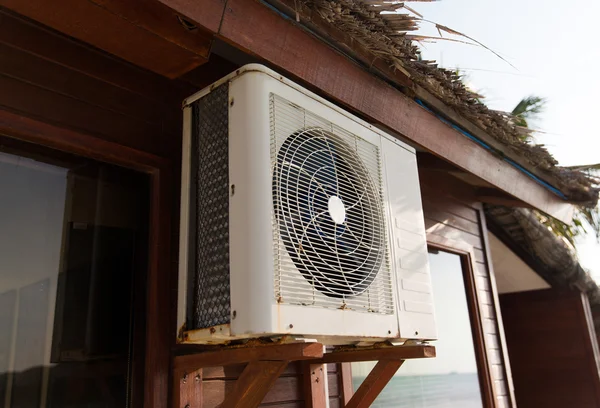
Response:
[177,64,436,345]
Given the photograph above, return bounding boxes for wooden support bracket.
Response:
[172,342,435,408]
[173,342,325,408]
[346,360,404,408]
[303,362,328,408]
[220,360,289,408]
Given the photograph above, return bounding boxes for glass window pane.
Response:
[0,144,148,408]
[352,251,483,407]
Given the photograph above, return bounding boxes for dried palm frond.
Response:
[300,0,599,206]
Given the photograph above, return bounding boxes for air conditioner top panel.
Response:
[183,64,415,155]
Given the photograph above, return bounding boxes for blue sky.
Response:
[410,0,600,280]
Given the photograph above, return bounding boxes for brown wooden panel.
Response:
[500,289,600,408]
[421,191,480,222]
[158,0,226,33]
[425,221,484,250]
[203,376,302,407]
[0,10,192,101]
[88,0,213,56]
[220,360,289,408]
[303,363,327,408]
[422,200,480,236]
[0,42,163,122]
[0,0,208,77]
[0,73,171,156]
[202,362,301,380]
[174,343,324,373]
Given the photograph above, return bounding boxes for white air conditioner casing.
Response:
[178,64,436,345]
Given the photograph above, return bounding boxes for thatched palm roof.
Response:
[298,0,599,206]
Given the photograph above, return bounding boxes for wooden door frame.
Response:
[336,233,498,407]
[0,108,173,408]
[426,234,496,408]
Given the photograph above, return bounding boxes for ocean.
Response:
[351,373,483,408]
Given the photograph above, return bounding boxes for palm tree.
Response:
[511,96,545,128]
[510,96,599,245]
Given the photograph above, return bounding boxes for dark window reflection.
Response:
[0,143,148,408]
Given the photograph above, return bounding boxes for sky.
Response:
[409,0,600,280]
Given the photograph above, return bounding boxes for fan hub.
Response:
[327,195,346,225]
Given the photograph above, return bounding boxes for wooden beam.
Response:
[156,0,573,223]
[174,342,324,373]
[173,368,203,408]
[156,0,227,33]
[339,363,354,405]
[303,363,328,408]
[0,10,193,101]
[346,360,404,408]
[0,0,211,77]
[220,360,289,408]
[476,187,535,208]
[313,345,435,364]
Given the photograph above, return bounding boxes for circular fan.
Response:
[273,128,385,298]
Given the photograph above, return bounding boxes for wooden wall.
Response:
[201,363,344,407]
[0,7,521,407]
[419,169,513,408]
[500,289,600,408]
[0,8,188,160]
[0,8,343,408]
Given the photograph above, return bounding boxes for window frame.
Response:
[425,235,496,408]
[341,235,497,408]
[0,109,172,408]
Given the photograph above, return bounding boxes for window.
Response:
[352,251,484,407]
[0,141,149,407]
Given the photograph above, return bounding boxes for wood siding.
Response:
[419,170,513,408]
[0,8,517,407]
[0,8,189,160]
[500,289,600,408]
[201,363,344,408]
[0,10,345,408]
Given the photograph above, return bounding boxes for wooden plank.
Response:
[157,0,227,34]
[220,361,289,408]
[0,0,208,77]
[418,170,480,209]
[202,361,301,379]
[0,10,192,101]
[346,360,403,408]
[303,363,327,408]
[0,108,165,170]
[500,289,600,408]
[202,375,303,407]
[339,363,353,404]
[88,0,214,56]
[178,0,574,222]
[173,369,203,408]
[0,73,170,157]
[0,41,163,123]
[479,208,517,408]
[313,345,435,364]
[422,203,481,236]
[174,343,324,373]
[424,221,484,250]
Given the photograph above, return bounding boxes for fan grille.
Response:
[271,94,393,314]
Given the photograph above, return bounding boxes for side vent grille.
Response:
[191,84,231,329]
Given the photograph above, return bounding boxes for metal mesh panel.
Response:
[271,94,393,314]
[190,84,231,329]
